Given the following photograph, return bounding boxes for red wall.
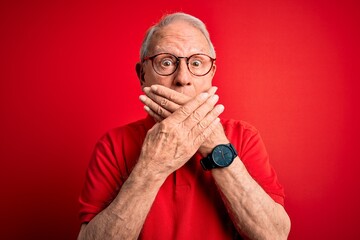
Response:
[1,1,359,239]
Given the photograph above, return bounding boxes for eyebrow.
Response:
[151,50,210,57]
[151,45,209,56]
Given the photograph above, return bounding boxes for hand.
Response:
[138,91,224,177]
[139,85,229,156]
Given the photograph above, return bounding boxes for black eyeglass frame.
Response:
[142,53,216,77]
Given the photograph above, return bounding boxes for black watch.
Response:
[200,143,238,170]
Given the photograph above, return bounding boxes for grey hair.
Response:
[140,12,216,61]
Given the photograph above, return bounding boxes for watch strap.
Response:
[200,155,215,170]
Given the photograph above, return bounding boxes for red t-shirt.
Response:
[79,116,285,239]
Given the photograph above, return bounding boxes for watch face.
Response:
[212,145,234,167]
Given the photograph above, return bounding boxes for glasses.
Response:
[143,53,216,76]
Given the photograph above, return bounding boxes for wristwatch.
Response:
[200,143,238,170]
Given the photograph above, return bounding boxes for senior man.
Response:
[78,12,291,240]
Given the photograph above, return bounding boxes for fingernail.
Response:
[143,87,150,93]
[217,104,225,113]
[144,105,150,112]
[139,95,147,102]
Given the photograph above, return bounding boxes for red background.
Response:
[1,0,359,239]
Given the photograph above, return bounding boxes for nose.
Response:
[173,59,192,87]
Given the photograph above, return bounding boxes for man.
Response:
[78,12,291,239]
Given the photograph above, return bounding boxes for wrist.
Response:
[199,139,230,157]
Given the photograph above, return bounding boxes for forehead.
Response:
[149,20,211,56]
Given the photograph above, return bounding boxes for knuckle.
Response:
[209,109,219,118]
[160,98,168,107]
[158,121,170,133]
[157,106,164,115]
[180,106,191,116]
[198,119,208,129]
[191,110,202,122]
[157,121,166,129]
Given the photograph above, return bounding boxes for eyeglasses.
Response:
[143,53,216,76]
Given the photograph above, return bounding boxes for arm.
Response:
[78,92,224,240]
[140,85,291,239]
[212,158,291,239]
[78,160,166,240]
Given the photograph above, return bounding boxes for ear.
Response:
[135,62,145,86]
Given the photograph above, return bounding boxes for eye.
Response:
[161,58,175,67]
[190,59,202,67]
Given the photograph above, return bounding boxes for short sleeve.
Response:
[78,134,122,224]
[224,120,285,206]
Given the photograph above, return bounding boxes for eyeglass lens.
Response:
[152,53,213,76]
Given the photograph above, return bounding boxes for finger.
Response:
[207,86,218,96]
[168,92,210,125]
[194,117,221,147]
[145,85,219,117]
[143,87,181,113]
[150,85,218,105]
[183,94,220,130]
[191,103,224,139]
[139,94,172,118]
[150,85,190,105]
